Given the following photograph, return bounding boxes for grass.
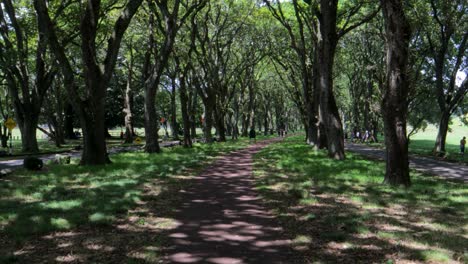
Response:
[0,138,251,263]
[1,127,254,157]
[409,120,467,163]
[253,135,468,263]
[367,120,468,164]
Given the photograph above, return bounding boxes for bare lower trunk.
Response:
[204,102,214,143]
[79,102,109,165]
[263,112,269,136]
[144,89,161,153]
[383,110,410,186]
[381,0,411,187]
[434,111,450,154]
[179,75,192,148]
[124,60,134,144]
[64,104,76,139]
[170,79,179,140]
[317,0,345,159]
[190,92,197,139]
[318,40,345,159]
[19,116,39,153]
[241,113,249,137]
[49,114,65,147]
[214,111,227,142]
[124,103,134,144]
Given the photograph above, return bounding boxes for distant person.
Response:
[461,136,466,157]
[249,128,256,143]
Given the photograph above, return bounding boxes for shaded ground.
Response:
[161,138,304,263]
[253,136,467,264]
[346,143,467,182]
[0,140,252,263]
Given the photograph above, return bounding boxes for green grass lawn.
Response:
[254,135,467,263]
[409,121,467,163]
[0,138,140,159]
[365,121,468,164]
[0,139,251,263]
[2,127,251,157]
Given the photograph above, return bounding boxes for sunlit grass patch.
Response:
[253,135,468,263]
[420,250,452,263]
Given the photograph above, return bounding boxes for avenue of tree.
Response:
[0,0,466,186]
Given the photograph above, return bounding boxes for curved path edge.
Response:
[345,143,467,183]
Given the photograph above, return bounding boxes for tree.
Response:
[34,0,144,164]
[314,0,379,160]
[424,0,468,154]
[380,0,412,186]
[0,0,56,152]
[263,0,319,147]
[142,0,205,153]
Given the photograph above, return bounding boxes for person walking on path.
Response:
[461,136,466,158]
[249,128,257,143]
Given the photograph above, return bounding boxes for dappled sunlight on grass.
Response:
[0,139,249,263]
[253,135,468,263]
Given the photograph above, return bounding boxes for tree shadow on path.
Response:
[160,139,305,264]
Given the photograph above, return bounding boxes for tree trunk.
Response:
[214,110,227,142]
[263,110,269,136]
[313,47,326,149]
[19,115,39,153]
[190,90,197,139]
[179,72,192,148]
[303,45,318,146]
[203,102,214,143]
[79,101,109,165]
[318,0,345,160]
[124,58,134,144]
[47,114,65,147]
[241,112,249,137]
[434,111,450,154]
[170,77,179,140]
[380,0,411,187]
[144,88,161,153]
[64,104,76,139]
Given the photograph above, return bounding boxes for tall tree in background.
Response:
[424,0,468,154]
[315,0,378,160]
[380,0,412,186]
[143,0,205,153]
[34,0,143,164]
[263,0,318,147]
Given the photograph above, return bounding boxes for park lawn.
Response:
[409,121,467,164]
[0,138,250,263]
[253,135,467,264]
[1,138,136,158]
[369,121,468,164]
[2,127,244,157]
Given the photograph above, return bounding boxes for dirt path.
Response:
[162,139,302,264]
[346,143,467,182]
